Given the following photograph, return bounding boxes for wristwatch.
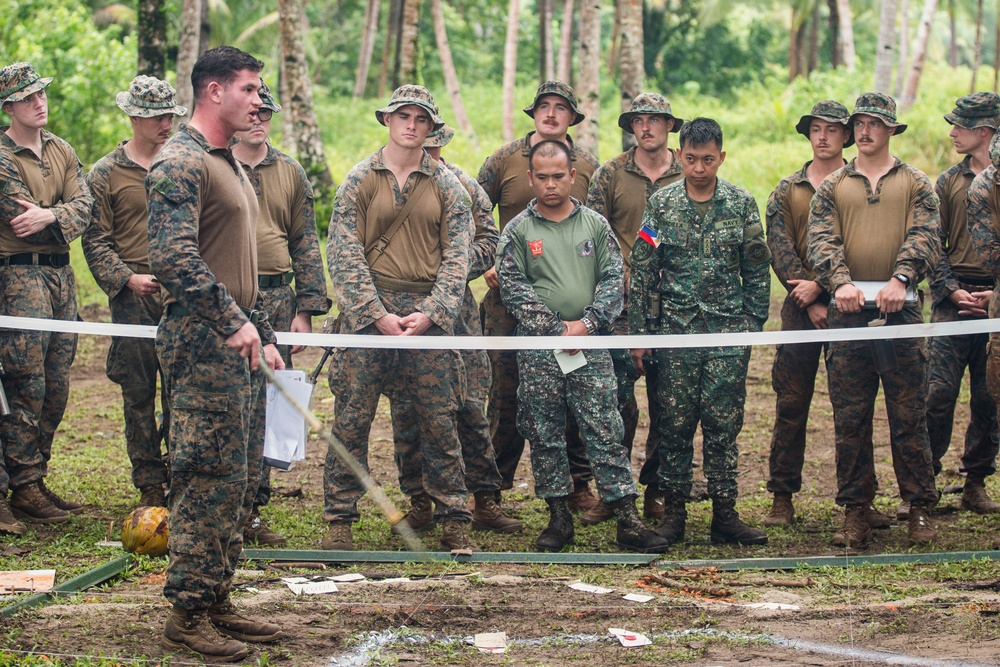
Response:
[580,317,598,336]
[892,273,910,286]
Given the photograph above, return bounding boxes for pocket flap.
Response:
[173,391,229,412]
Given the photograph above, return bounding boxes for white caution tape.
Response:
[2,314,1000,351]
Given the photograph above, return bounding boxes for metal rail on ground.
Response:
[0,555,133,619]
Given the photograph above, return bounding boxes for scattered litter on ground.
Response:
[0,570,54,595]
[473,631,507,653]
[568,581,614,594]
[609,627,652,647]
[622,593,654,603]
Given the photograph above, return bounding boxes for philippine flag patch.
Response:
[637,224,660,248]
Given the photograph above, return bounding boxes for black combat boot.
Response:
[710,498,768,545]
[654,493,687,545]
[608,495,670,553]
[536,496,574,551]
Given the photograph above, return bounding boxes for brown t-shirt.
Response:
[242,148,309,276]
[937,157,989,279]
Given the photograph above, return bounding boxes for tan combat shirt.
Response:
[931,156,990,304]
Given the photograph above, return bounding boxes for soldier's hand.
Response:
[399,312,432,336]
[958,290,991,317]
[787,279,823,309]
[289,312,313,354]
[262,343,285,371]
[227,322,262,370]
[834,283,865,313]
[560,320,589,355]
[949,288,974,309]
[126,274,160,297]
[806,302,828,329]
[876,279,907,313]
[10,200,55,237]
[375,313,406,336]
[631,348,651,376]
[483,267,500,289]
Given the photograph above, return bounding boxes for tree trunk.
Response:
[949,0,957,68]
[828,0,841,68]
[608,0,621,76]
[502,0,520,141]
[901,0,937,109]
[398,0,421,84]
[379,0,402,97]
[540,0,555,81]
[557,0,575,83]
[279,0,335,198]
[576,0,600,157]
[279,25,295,148]
[789,6,800,81]
[174,0,201,130]
[994,3,999,93]
[431,0,476,144]
[618,0,644,150]
[199,0,210,55]
[971,0,984,91]
[137,0,166,78]
[873,0,898,93]
[353,0,381,99]
[836,0,855,71]
[807,6,819,75]
[895,0,910,97]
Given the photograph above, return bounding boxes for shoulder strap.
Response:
[365,169,435,268]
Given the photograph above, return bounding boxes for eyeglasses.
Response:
[256,108,273,122]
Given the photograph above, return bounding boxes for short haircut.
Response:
[679,117,723,150]
[191,46,264,103]
[528,139,572,171]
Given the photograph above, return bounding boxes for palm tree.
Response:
[874,0,898,92]
[431,0,477,144]
[353,0,381,99]
[576,0,600,157]
[900,0,938,109]
[502,0,520,141]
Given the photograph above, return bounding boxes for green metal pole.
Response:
[0,555,134,619]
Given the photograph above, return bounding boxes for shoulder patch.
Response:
[153,177,177,196]
[742,223,771,266]
[577,239,595,257]
[630,236,655,265]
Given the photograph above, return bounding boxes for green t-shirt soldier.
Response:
[629,118,771,547]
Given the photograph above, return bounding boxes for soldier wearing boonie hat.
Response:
[808,90,940,549]
[82,74,186,517]
[375,84,445,130]
[477,81,601,513]
[0,61,93,530]
[924,92,1000,516]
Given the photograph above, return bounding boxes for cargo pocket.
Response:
[0,329,30,376]
[169,391,235,475]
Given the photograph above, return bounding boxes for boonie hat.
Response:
[116,75,187,118]
[423,124,455,148]
[795,100,854,147]
[523,80,584,126]
[258,78,282,114]
[618,92,683,134]
[850,91,907,135]
[375,85,444,131]
[0,62,52,106]
[944,92,1000,130]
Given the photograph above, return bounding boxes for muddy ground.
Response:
[4,297,1000,666]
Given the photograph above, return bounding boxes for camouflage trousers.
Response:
[157,314,263,611]
[927,293,998,481]
[826,306,937,507]
[392,287,502,496]
[481,287,593,488]
[767,297,827,494]
[653,343,750,502]
[324,288,470,523]
[516,347,635,503]
[0,266,78,490]
[107,286,168,490]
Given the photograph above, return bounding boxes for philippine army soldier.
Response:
[146,47,284,660]
[924,93,1000,517]
[478,80,601,511]
[83,75,186,511]
[808,92,940,549]
[389,124,520,536]
[582,92,684,525]
[232,79,331,547]
[0,62,93,524]
[630,118,771,547]
[497,139,668,554]
[323,86,477,552]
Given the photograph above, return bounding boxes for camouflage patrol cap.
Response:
[795,100,854,147]
[423,124,455,148]
[116,75,187,118]
[0,62,52,106]
[523,80,585,126]
[258,78,282,113]
[991,132,1000,169]
[618,93,684,134]
[850,91,907,135]
[376,85,445,131]
[944,92,1000,130]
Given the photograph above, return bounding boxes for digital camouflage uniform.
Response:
[497,197,636,502]
[628,178,771,503]
[146,122,276,612]
[324,144,474,524]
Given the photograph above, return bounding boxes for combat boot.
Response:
[642,486,665,520]
[536,496,574,551]
[907,502,936,544]
[244,508,287,547]
[832,504,871,549]
[654,494,687,545]
[38,479,84,514]
[440,520,481,552]
[391,493,435,534]
[579,502,614,526]
[609,496,670,553]
[321,521,353,550]
[567,481,599,512]
[10,483,69,523]
[710,499,768,545]
[762,493,794,527]
[472,491,522,533]
[961,480,1000,514]
[0,495,27,536]
[138,483,167,508]
[162,605,250,661]
[209,597,283,643]
[863,503,892,529]
[895,500,910,521]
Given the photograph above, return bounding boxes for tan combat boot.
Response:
[10,483,69,523]
[391,493,434,534]
[209,597,283,643]
[162,605,250,661]
[38,479,84,514]
[580,502,614,526]
[471,491,522,533]
[321,521,353,550]
[762,493,794,527]
[961,480,1000,514]
[895,500,910,521]
[439,520,481,552]
[0,495,27,536]
[907,503,936,544]
[567,481,599,512]
[642,486,665,520]
[138,483,167,508]
[244,508,287,547]
[863,503,892,529]
[832,504,871,549]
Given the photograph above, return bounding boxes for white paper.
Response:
[622,593,654,603]
[280,576,310,584]
[474,632,507,653]
[741,602,800,610]
[568,581,613,594]
[285,579,339,595]
[329,573,366,582]
[264,370,313,470]
[554,349,587,374]
[609,628,652,647]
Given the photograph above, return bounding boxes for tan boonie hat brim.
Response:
[944,112,998,129]
[850,111,907,135]
[375,87,445,131]
[618,112,683,134]
[0,63,52,106]
[523,81,585,126]
[423,124,455,148]
[617,93,683,134]
[795,117,855,147]
[115,91,187,118]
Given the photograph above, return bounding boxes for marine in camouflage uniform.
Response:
[629,118,771,546]
[83,75,187,510]
[323,86,477,552]
[233,79,331,546]
[478,81,601,511]
[584,92,684,523]
[925,93,1000,515]
[0,62,93,525]
[807,92,940,548]
[146,47,284,661]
